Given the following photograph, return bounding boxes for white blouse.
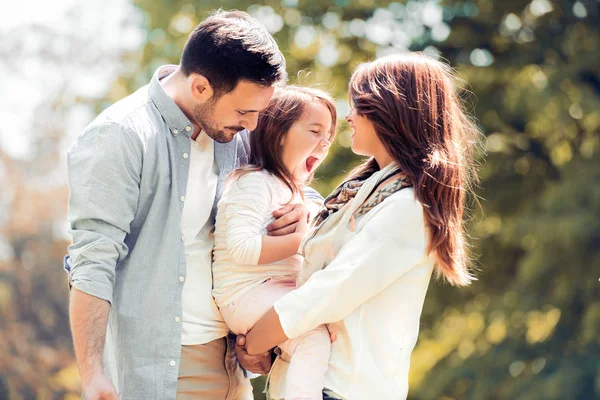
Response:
[274,187,435,399]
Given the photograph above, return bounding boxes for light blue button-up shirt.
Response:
[64,66,320,399]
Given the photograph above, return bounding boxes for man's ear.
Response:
[189,73,214,104]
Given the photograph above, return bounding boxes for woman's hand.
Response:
[234,335,272,375]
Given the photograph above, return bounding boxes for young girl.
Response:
[244,53,482,399]
[212,86,337,400]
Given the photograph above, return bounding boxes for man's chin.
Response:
[208,130,236,143]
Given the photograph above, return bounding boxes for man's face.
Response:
[192,81,274,143]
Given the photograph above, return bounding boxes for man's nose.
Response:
[241,114,259,131]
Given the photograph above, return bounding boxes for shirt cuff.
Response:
[69,260,115,304]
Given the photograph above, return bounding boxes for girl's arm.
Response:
[223,172,307,266]
[245,192,429,353]
[258,211,307,264]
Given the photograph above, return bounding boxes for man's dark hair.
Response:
[180,10,287,96]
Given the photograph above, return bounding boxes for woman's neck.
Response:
[374,152,394,170]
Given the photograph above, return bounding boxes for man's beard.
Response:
[192,102,244,144]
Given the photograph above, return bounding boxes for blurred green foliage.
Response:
[1,0,598,399]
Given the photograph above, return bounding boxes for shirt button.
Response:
[181,235,184,242]
[185,126,192,132]
[180,196,185,202]
[179,276,185,282]
[173,129,179,135]
[183,153,189,159]
[175,316,181,323]
[169,360,176,367]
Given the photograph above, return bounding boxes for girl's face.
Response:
[281,101,333,183]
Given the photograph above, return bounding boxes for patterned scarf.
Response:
[307,167,411,246]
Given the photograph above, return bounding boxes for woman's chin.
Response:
[351,144,368,157]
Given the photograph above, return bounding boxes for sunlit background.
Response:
[1,0,599,399]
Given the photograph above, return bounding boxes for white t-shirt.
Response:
[180,132,229,345]
[212,170,303,308]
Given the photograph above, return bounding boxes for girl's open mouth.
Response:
[305,156,319,173]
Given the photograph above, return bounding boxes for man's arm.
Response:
[66,122,142,398]
[70,288,118,399]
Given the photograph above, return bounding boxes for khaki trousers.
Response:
[176,337,254,400]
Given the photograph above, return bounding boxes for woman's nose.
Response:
[345,108,355,122]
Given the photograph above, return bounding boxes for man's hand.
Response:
[267,203,307,236]
[82,374,119,400]
[234,335,272,375]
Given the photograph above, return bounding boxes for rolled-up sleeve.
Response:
[223,173,272,265]
[66,122,142,304]
[274,193,428,339]
[302,186,323,204]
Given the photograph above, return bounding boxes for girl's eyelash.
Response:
[237,110,247,115]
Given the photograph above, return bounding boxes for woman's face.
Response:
[346,107,380,157]
[281,101,333,183]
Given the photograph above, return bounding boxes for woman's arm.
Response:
[245,307,288,355]
[246,193,429,346]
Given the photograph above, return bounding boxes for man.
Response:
[65,10,315,399]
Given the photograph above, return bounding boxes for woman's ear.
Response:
[189,73,214,104]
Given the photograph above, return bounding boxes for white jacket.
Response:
[274,166,434,399]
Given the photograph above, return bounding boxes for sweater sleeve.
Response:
[222,172,272,265]
[274,192,428,339]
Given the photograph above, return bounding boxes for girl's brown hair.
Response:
[348,53,482,286]
[234,85,337,198]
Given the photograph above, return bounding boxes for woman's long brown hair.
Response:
[349,53,482,286]
[232,85,337,198]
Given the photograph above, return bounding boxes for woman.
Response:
[243,53,481,399]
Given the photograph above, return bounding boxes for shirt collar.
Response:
[149,65,194,137]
